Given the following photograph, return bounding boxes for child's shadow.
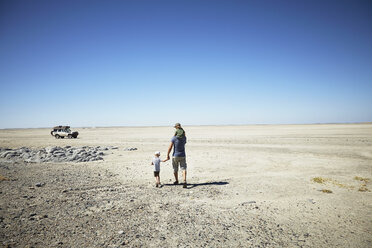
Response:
[163,181,229,189]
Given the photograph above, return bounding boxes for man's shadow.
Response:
[163,181,229,189]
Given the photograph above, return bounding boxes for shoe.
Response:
[173,181,179,185]
[183,182,187,188]
[156,184,159,188]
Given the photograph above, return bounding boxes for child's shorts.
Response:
[154,171,160,177]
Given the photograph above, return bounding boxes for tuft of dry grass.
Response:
[332,181,354,189]
[354,177,370,192]
[321,189,333,193]
[312,177,329,184]
[354,176,369,183]
[358,186,369,192]
[312,177,355,190]
[0,174,10,181]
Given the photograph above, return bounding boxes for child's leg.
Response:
[156,175,160,185]
[154,172,158,185]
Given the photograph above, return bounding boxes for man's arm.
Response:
[166,142,173,161]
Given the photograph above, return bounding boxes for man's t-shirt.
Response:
[171,136,187,157]
[152,157,161,172]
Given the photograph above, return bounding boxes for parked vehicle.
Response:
[50,126,79,139]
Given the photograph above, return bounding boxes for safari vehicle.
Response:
[50,126,79,139]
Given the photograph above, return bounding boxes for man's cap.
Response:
[154,151,160,155]
[174,123,181,127]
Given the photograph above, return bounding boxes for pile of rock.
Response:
[0,146,118,163]
[124,147,137,151]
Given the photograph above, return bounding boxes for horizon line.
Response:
[1,121,372,130]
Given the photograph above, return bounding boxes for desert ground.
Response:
[0,124,371,247]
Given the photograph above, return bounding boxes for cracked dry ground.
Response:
[1,161,297,248]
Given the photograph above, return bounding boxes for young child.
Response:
[151,151,166,187]
[174,123,186,139]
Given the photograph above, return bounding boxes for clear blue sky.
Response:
[1,0,371,128]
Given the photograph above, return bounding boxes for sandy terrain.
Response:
[0,124,371,247]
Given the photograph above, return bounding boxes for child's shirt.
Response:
[175,128,185,138]
[152,157,161,172]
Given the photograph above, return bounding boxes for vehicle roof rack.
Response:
[53,126,70,129]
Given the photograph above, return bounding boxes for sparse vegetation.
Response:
[321,189,332,193]
[312,177,354,190]
[354,176,369,183]
[358,185,370,192]
[0,174,10,181]
[354,177,370,192]
[312,177,329,184]
[332,181,354,190]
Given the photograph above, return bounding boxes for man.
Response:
[166,123,187,188]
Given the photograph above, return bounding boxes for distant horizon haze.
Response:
[1,121,372,130]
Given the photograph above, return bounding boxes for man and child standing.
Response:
[151,123,187,188]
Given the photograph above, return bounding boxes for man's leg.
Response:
[174,172,178,183]
[183,170,187,183]
[182,170,187,188]
[172,157,179,184]
[180,157,187,188]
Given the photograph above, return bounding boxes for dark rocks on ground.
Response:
[240,201,257,206]
[124,148,137,151]
[0,146,120,163]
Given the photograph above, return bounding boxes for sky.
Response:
[0,0,371,128]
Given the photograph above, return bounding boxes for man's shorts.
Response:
[172,157,187,173]
[154,171,160,177]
